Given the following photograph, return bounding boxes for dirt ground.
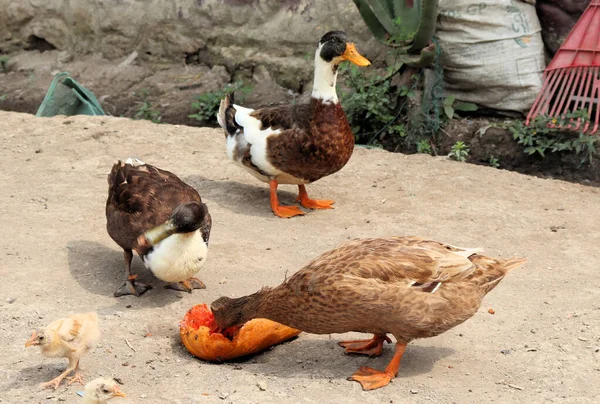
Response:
[0,111,599,404]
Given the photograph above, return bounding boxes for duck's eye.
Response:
[38,336,44,340]
[102,388,110,393]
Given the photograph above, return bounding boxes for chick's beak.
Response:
[341,43,371,66]
[25,331,38,347]
[138,219,177,247]
[112,385,126,398]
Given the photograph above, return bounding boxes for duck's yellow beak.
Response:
[112,385,126,398]
[138,220,177,247]
[341,43,371,66]
[25,331,38,347]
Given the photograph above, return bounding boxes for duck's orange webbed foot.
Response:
[269,180,305,218]
[296,185,334,210]
[347,342,407,391]
[338,334,392,357]
[348,366,395,391]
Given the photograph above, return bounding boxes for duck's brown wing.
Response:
[251,102,353,182]
[106,161,202,250]
[300,237,479,287]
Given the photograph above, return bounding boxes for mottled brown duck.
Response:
[211,236,526,391]
[217,31,370,218]
[106,158,212,297]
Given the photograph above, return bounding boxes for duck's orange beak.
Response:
[25,331,38,347]
[112,385,126,398]
[341,43,371,66]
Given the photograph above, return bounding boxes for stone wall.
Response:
[0,0,384,90]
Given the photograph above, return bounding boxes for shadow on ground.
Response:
[168,332,454,381]
[66,240,182,308]
[184,175,301,217]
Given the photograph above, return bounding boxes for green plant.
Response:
[509,110,597,164]
[0,55,9,72]
[352,0,439,67]
[0,94,7,102]
[416,139,432,154]
[133,89,162,123]
[339,63,416,147]
[489,156,500,168]
[443,95,478,120]
[448,141,469,162]
[189,81,252,124]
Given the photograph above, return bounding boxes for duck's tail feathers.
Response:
[125,157,145,166]
[499,257,528,273]
[477,257,527,293]
[217,92,241,137]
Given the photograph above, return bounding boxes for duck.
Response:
[217,30,370,218]
[106,158,212,297]
[80,378,126,403]
[210,236,527,391]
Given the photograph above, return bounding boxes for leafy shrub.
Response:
[189,81,252,124]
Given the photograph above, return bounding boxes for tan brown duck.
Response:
[217,31,370,218]
[106,158,212,297]
[211,236,526,391]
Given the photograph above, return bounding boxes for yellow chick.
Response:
[81,378,126,403]
[25,312,100,389]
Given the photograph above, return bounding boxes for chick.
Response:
[25,312,100,389]
[81,378,126,403]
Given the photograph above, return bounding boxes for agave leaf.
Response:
[352,0,389,43]
[408,0,439,53]
[369,0,401,35]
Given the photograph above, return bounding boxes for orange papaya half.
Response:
[180,304,301,362]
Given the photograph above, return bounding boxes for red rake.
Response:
[526,0,600,134]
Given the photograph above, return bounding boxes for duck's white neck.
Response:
[311,44,339,104]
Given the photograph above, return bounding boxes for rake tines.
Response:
[526,0,600,134]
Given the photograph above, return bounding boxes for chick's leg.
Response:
[296,185,334,210]
[348,342,407,391]
[338,334,392,357]
[269,180,304,218]
[114,249,152,297]
[66,359,84,386]
[40,357,78,390]
[165,277,206,292]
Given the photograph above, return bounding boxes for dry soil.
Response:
[0,111,599,403]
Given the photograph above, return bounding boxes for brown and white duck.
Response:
[106,158,212,297]
[217,31,370,218]
[210,236,527,390]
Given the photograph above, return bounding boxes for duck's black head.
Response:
[171,201,209,233]
[317,31,370,66]
[137,201,211,249]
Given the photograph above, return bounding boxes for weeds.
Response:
[489,156,500,168]
[339,63,416,147]
[133,89,162,123]
[448,141,469,162]
[509,110,597,164]
[189,81,252,124]
[0,55,9,72]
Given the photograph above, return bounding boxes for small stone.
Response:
[578,337,589,342]
[501,349,511,355]
[219,278,228,284]
[530,329,536,334]
[410,389,418,394]
[6,297,16,303]
[35,149,42,153]
[140,394,147,398]
[257,381,267,391]
[219,392,229,399]
[508,384,524,391]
